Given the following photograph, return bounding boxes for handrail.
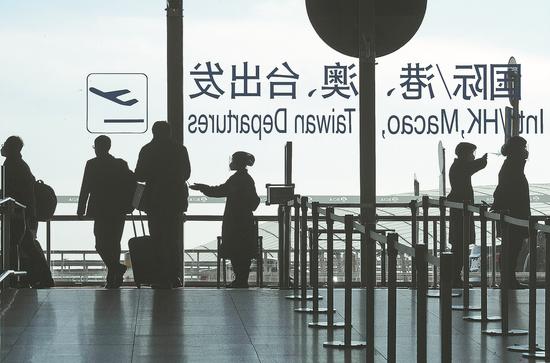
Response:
[0,270,27,284]
[0,197,27,210]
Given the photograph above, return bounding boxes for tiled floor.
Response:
[0,287,545,362]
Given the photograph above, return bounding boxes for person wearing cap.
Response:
[492,136,530,289]
[78,135,134,288]
[447,142,487,288]
[191,151,260,288]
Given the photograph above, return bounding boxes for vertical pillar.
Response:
[358,0,377,288]
[166,0,184,283]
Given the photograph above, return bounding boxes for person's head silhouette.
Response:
[152,121,171,141]
[229,151,255,171]
[501,136,528,160]
[94,135,111,157]
[1,136,24,158]
[455,142,476,161]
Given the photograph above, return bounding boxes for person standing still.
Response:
[1,136,38,285]
[135,121,191,289]
[191,151,260,288]
[78,136,134,288]
[447,142,487,288]
[492,136,530,289]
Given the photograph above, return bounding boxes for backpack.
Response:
[34,180,57,221]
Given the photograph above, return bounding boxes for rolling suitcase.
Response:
[128,212,158,288]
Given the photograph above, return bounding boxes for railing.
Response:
[29,204,549,287]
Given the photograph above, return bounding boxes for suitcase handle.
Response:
[131,211,146,237]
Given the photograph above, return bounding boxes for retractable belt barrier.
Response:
[278,195,549,362]
[281,198,448,363]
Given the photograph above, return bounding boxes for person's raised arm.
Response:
[190,178,231,198]
[466,153,488,176]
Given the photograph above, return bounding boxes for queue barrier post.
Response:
[366,222,376,361]
[464,205,501,322]
[416,243,428,363]
[545,218,550,360]
[216,236,221,289]
[483,212,528,336]
[309,206,344,329]
[429,197,461,299]
[286,195,302,299]
[295,197,315,303]
[410,200,418,288]
[433,219,438,288]
[511,217,543,354]
[440,252,453,363]
[387,233,399,362]
[452,200,481,311]
[296,202,326,313]
[324,214,366,349]
[257,236,263,287]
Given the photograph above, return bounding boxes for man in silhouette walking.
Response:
[78,135,134,288]
[135,121,191,288]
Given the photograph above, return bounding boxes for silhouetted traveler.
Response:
[1,136,37,272]
[78,136,134,288]
[447,142,487,287]
[135,121,191,289]
[493,136,530,289]
[191,151,260,288]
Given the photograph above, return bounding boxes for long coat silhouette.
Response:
[492,157,530,239]
[135,132,191,288]
[201,169,260,259]
[4,154,36,224]
[3,153,37,274]
[135,140,191,213]
[447,156,487,247]
[492,136,530,287]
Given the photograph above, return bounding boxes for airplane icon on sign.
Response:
[89,87,139,106]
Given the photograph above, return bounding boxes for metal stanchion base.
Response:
[285,295,321,300]
[507,344,543,352]
[323,340,367,349]
[308,321,346,329]
[451,305,482,311]
[482,329,528,336]
[294,307,335,314]
[522,351,548,359]
[463,315,502,322]
[427,291,462,298]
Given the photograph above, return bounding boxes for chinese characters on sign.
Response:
[188,61,358,99]
[189,61,521,101]
[186,61,543,140]
[386,63,522,101]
